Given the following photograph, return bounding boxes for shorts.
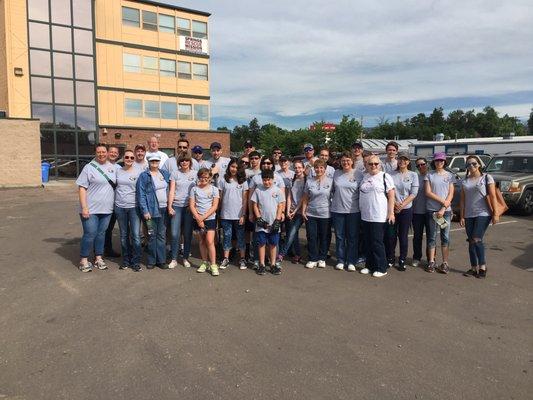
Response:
[193,219,217,232]
[245,217,255,232]
[255,231,280,246]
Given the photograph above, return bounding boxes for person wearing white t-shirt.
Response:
[133,143,148,171]
[205,141,230,186]
[145,136,169,169]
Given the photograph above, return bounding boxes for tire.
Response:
[519,189,533,215]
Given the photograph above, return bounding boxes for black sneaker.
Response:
[132,265,142,272]
[146,264,155,270]
[397,260,406,271]
[256,265,266,275]
[271,265,282,275]
[158,263,169,270]
[119,265,130,270]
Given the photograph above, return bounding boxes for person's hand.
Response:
[443,199,451,208]
[197,219,205,228]
[394,202,402,213]
[302,211,308,221]
[387,213,395,224]
[81,207,90,219]
[144,213,151,220]
[492,215,499,225]
[436,210,445,219]
[249,213,256,223]
[280,213,286,222]
[239,216,245,225]
[287,210,295,220]
[460,217,465,227]
[168,207,175,216]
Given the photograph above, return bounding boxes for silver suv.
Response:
[447,154,492,178]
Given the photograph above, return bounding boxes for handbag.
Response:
[484,174,508,218]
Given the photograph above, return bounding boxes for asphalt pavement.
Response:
[0,183,531,400]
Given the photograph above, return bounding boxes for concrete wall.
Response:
[0,119,42,188]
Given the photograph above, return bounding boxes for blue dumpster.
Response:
[41,161,51,183]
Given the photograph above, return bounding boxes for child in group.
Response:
[189,168,220,276]
[250,169,286,275]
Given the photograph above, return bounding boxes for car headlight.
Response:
[500,180,511,192]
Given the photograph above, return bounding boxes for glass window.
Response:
[51,0,71,25]
[161,102,177,119]
[54,79,74,104]
[75,81,95,105]
[142,56,158,75]
[57,156,79,177]
[75,55,94,80]
[28,0,49,22]
[76,107,96,130]
[193,63,208,80]
[125,99,142,117]
[56,131,76,155]
[142,10,157,31]
[53,52,73,78]
[32,103,54,124]
[72,0,93,29]
[29,22,50,49]
[40,130,55,154]
[78,131,97,155]
[144,101,160,118]
[159,14,175,33]
[178,61,191,79]
[74,29,93,54]
[52,26,72,52]
[178,104,192,120]
[123,53,141,73]
[177,18,190,36]
[55,105,75,128]
[122,7,140,27]
[194,104,209,121]
[159,58,176,77]
[192,21,207,39]
[31,77,52,102]
[30,50,51,76]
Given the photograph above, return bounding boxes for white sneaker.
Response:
[335,263,344,270]
[183,259,191,268]
[305,261,317,269]
[347,264,356,272]
[412,259,420,268]
[372,271,388,278]
[317,260,326,268]
[360,267,370,275]
[168,260,178,269]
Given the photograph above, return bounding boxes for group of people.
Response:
[76,136,499,279]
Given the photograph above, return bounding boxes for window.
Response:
[29,22,50,49]
[192,21,207,39]
[72,0,93,29]
[178,62,191,79]
[74,29,93,55]
[143,56,158,75]
[159,58,176,77]
[51,0,71,25]
[54,79,74,104]
[123,53,141,73]
[28,0,49,22]
[125,99,142,117]
[75,81,95,106]
[142,10,157,31]
[178,104,192,120]
[194,104,209,121]
[31,77,52,102]
[55,105,75,128]
[76,107,96,130]
[159,14,175,33]
[32,103,54,124]
[161,102,177,119]
[40,130,55,154]
[52,26,72,52]
[30,50,51,76]
[122,7,140,27]
[144,101,160,118]
[193,63,208,80]
[75,55,94,80]
[53,52,73,78]
[177,18,191,36]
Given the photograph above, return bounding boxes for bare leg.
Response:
[442,246,449,263]
[206,231,216,265]
[258,245,266,266]
[199,234,207,262]
[268,244,277,266]
[428,247,436,262]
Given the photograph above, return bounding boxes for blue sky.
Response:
[166,0,533,129]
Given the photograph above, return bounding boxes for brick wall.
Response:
[99,128,231,156]
[0,119,42,188]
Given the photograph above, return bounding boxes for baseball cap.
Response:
[433,152,447,161]
[397,152,410,160]
[210,141,222,150]
[147,154,161,161]
[244,139,253,148]
[192,145,203,154]
[303,143,314,152]
[352,141,363,149]
[134,143,146,151]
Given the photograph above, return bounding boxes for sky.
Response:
[166,0,533,129]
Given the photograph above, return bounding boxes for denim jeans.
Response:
[170,205,193,260]
[465,216,491,266]
[332,212,360,265]
[280,214,303,257]
[104,211,117,252]
[147,208,167,265]
[363,221,387,273]
[115,206,142,267]
[412,213,430,261]
[305,216,331,262]
[385,208,413,262]
[80,214,112,258]
[426,211,452,249]
[221,219,245,251]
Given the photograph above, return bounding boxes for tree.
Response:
[528,109,533,134]
[249,118,261,144]
[328,115,363,151]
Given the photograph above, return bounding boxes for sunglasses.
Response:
[368,162,380,166]
[124,156,134,160]
[241,161,250,164]
[416,163,427,168]
[467,162,478,167]
[273,151,282,155]
[263,162,272,165]
[178,146,188,149]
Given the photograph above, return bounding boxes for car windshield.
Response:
[485,156,533,173]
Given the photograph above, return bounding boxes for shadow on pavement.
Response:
[511,241,533,271]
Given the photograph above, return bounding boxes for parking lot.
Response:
[0,183,531,400]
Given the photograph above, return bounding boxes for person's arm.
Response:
[168,180,176,216]
[276,200,285,220]
[136,174,151,220]
[387,188,395,224]
[188,191,201,222]
[202,189,220,220]
[248,187,256,222]
[240,189,248,225]
[252,201,261,219]
[79,186,89,219]
[443,182,454,209]
[487,181,498,224]
[286,190,293,219]
[301,192,309,221]
[459,185,466,227]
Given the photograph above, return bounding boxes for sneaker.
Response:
[271,265,282,275]
[305,261,317,269]
[94,259,108,270]
[425,261,436,273]
[387,259,395,268]
[317,260,326,268]
[347,264,356,272]
[168,260,178,269]
[119,264,130,270]
[239,258,247,270]
[79,262,92,273]
[159,263,169,270]
[146,264,155,270]
[372,271,388,278]
[220,258,230,270]
[359,267,370,275]
[291,256,301,264]
[256,265,267,275]
[397,260,406,271]
[412,259,420,268]
[335,263,344,270]
[253,260,259,270]
[183,259,191,268]
[438,262,450,274]
[132,265,142,272]
[209,264,219,276]
[197,262,208,273]
[356,257,366,266]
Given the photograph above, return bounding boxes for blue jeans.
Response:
[412,213,430,261]
[147,208,167,265]
[170,205,193,260]
[115,206,141,267]
[221,219,245,251]
[280,214,303,257]
[305,216,331,262]
[80,214,112,258]
[465,216,491,266]
[332,212,360,265]
[426,211,451,249]
[363,221,387,273]
[385,208,413,262]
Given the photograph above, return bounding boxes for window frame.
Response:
[178,61,192,80]
[122,7,140,27]
[142,10,158,31]
[192,20,208,39]
[142,56,158,75]
[125,98,143,117]
[161,101,177,120]
[159,58,176,77]
[159,14,175,33]
[144,100,160,118]
[177,17,191,36]
[123,53,142,73]
[193,63,208,80]
[178,103,192,120]
[194,104,209,121]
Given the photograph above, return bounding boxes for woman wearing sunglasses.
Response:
[459,155,498,278]
[411,157,430,268]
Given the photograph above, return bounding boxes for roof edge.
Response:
[131,0,211,17]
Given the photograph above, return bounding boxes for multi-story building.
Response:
[0,0,229,178]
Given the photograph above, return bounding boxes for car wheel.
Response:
[519,189,533,215]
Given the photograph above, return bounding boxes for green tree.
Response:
[328,115,363,151]
[528,108,533,134]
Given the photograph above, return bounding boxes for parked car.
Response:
[447,154,492,178]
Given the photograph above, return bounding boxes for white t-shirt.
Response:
[218,177,249,220]
[251,185,285,233]
[461,174,494,218]
[359,171,394,223]
[146,150,169,169]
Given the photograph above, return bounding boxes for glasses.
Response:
[368,162,380,166]
[178,146,188,149]
[124,156,134,160]
[467,162,478,167]
[416,163,427,168]
[273,151,282,155]
[198,176,210,180]
[250,157,260,160]
[263,162,272,165]
[242,161,250,164]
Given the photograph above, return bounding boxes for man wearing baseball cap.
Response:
[190,145,206,171]
[352,141,365,172]
[206,141,230,185]
[133,143,148,171]
[302,143,317,175]
[243,139,255,156]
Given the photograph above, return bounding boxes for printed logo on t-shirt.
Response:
[129,176,137,182]
[403,177,412,183]
[272,192,279,198]
[237,184,243,189]
[188,177,195,181]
